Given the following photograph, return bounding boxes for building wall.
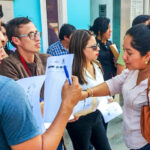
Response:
[13,0,44,52]
[90,0,113,25]
[67,0,90,29]
[90,0,113,41]
[0,0,14,23]
[120,0,148,48]
[113,0,121,51]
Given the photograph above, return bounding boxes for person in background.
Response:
[0,29,8,63]
[132,14,150,26]
[0,17,49,80]
[47,24,76,56]
[81,23,150,150]
[90,17,117,81]
[0,5,8,62]
[0,4,3,26]
[47,23,76,150]
[67,30,111,150]
[1,22,7,47]
[1,22,13,55]
[116,48,126,75]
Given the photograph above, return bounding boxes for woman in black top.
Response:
[90,17,117,80]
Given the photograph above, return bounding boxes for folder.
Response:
[110,44,119,59]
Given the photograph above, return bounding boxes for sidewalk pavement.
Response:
[107,115,129,150]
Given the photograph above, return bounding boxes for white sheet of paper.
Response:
[44,54,74,123]
[16,75,46,133]
[72,97,93,114]
[98,102,122,123]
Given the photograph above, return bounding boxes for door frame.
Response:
[40,0,67,52]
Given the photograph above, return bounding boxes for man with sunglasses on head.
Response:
[0,17,49,80]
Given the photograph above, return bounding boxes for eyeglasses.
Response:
[86,43,100,51]
[17,31,41,40]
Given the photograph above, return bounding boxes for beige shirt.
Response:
[106,69,148,149]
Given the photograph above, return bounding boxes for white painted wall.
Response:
[57,0,68,29]
[40,0,67,52]
[40,0,48,53]
[143,0,150,14]
[90,0,113,24]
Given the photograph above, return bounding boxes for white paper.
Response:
[98,102,123,123]
[44,54,74,123]
[72,97,93,114]
[16,75,46,133]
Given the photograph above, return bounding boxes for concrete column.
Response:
[40,0,48,52]
[57,0,68,29]
[143,0,150,14]
[120,0,131,47]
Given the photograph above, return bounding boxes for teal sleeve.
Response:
[117,49,125,66]
[0,78,40,146]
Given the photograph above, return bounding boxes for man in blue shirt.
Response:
[0,75,82,150]
[47,24,76,56]
[0,76,40,150]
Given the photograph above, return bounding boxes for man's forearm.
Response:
[11,76,82,150]
[42,102,73,150]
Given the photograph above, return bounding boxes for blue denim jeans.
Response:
[57,140,62,150]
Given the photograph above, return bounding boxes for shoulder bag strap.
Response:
[147,77,150,106]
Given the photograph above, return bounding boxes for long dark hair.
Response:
[69,30,94,84]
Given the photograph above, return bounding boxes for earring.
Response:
[145,60,149,65]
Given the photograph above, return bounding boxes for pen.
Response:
[64,65,72,85]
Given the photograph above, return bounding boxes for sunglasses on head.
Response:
[86,43,100,51]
